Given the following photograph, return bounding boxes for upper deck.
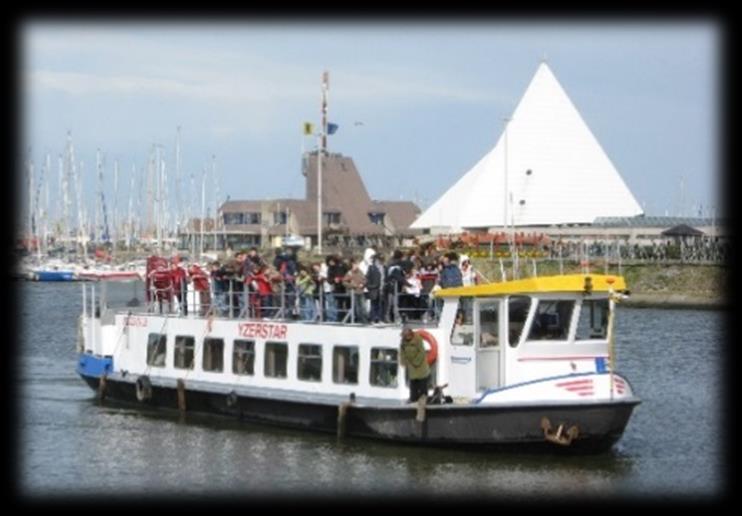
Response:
[434,274,626,298]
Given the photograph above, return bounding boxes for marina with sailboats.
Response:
[17,21,725,500]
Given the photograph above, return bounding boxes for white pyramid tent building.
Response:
[411,62,643,231]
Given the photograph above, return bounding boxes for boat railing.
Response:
[85,278,441,327]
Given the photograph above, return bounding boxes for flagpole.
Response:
[317,137,323,255]
[318,70,329,256]
[503,117,512,279]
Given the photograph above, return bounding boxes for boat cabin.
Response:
[434,274,625,402]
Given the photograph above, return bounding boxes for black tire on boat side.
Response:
[135,375,152,402]
[226,390,238,408]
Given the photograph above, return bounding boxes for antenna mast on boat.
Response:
[317,70,329,255]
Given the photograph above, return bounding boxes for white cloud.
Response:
[24,26,503,105]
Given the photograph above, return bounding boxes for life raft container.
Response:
[415,329,438,365]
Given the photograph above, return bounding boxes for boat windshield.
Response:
[575,299,609,340]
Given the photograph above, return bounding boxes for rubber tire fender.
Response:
[135,375,153,402]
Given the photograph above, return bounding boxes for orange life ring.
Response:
[415,329,438,365]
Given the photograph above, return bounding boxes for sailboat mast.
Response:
[113,159,118,257]
[189,171,196,259]
[200,167,206,260]
[127,166,135,251]
[502,117,513,278]
[175,126,182,239]
[43,153,51,258]
[155,144,162,252]
[27,155,34,250]
[95,149,102,245]
[58,153,66,253]
[74,159,85,259]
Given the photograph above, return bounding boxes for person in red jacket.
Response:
[171,257,188,315]
[188,263,211,316]
[148,260,173,314]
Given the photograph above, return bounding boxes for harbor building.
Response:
[181,151,421,251]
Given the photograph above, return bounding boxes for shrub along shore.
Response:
[470,259,727,310]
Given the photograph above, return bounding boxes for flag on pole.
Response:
[327,123,339,135]
[303,122,314,135]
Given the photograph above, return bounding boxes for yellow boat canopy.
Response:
[434,274,627,298]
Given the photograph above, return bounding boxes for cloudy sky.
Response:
[21,20,720,227]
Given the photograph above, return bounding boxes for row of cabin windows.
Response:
[450,296,609,348]
[146,336,400,388]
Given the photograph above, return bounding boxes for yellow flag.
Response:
[303,122,314,135]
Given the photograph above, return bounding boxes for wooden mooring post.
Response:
[337,393,356,439]
[177,379,187,414]
[97,375,107,402]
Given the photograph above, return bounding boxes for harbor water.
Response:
[17,281,726,501]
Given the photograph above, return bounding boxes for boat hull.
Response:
[32,270,76,281]
[80,372,639,453]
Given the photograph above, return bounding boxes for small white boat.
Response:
[76,272,639,452]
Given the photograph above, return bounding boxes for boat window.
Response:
[478,301,499,347]
[508,296,531,347]
[233,339,255,375]
[370,348,398,388]
[527,300,575,341]
[264,341,288,378]
[333,346,359,385]
[174,335,195,369]
[450,296,474,346]
[202,337,224,372]
[146,333,167,368]
[576,299,609,340]
[298,344,323,382]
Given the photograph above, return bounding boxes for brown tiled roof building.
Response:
[195,152,420,250]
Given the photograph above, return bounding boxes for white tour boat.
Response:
[76,272,640,452]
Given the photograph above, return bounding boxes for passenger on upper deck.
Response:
[343,258,368,324]
[365,254,385,324]
[296,265,317,321]
[459,255,479,286]
[188,262,210,316]
[385,250,408,323]
[438,253,463,289]
[170,256,188,315]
